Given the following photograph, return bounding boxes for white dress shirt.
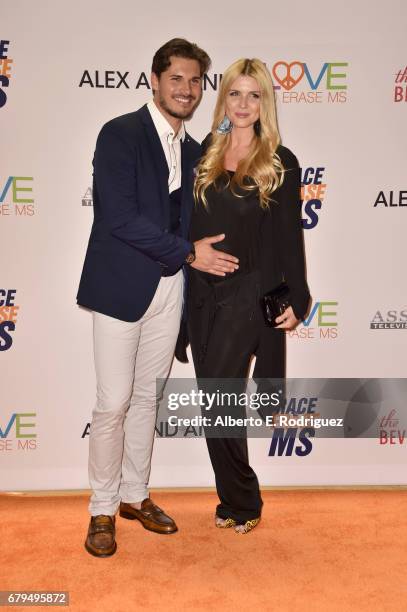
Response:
[147,100,185,194]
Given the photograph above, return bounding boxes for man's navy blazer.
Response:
[77,104,200,322]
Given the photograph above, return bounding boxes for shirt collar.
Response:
[147,100,185,143]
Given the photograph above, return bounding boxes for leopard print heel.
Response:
[215,516,237,528]
[235,518,260,534]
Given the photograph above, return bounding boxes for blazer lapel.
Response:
[180,137,194,239]
[140,105,169,216]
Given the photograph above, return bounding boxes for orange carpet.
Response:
[2,490,407,611]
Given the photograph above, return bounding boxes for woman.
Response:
[188,59,310,533]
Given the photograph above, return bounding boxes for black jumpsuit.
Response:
[188,172,284,523]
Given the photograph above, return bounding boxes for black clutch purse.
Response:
[261,282,291,327]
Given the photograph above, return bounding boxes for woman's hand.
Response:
[275,306,300,330]
[191,234,239,276]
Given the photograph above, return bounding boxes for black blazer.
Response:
[199,135,310,320]
[77,104,200,322]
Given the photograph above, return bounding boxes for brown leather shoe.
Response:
[119,499,178,534]
[85,515,117,557]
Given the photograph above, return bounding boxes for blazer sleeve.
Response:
[93,123,192,273]
[276,147,311,320]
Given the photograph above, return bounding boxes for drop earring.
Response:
[216,115,233,134]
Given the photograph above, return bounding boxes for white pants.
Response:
[88,270,183,516]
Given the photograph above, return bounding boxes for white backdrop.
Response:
[1,0,406,490]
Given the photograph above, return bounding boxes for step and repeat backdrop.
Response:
[1,1,406,490]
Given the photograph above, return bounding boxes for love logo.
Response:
[272,61,304,91]
[271,61,348,92]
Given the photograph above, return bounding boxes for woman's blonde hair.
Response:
[194,58,284,209]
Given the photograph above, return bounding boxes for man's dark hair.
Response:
[152,38,211,78]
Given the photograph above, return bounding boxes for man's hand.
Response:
[275,306,299,330]
[191,234,239,276]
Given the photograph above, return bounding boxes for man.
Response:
[77,38,239,557]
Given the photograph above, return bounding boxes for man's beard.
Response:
[159,94,201,120]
